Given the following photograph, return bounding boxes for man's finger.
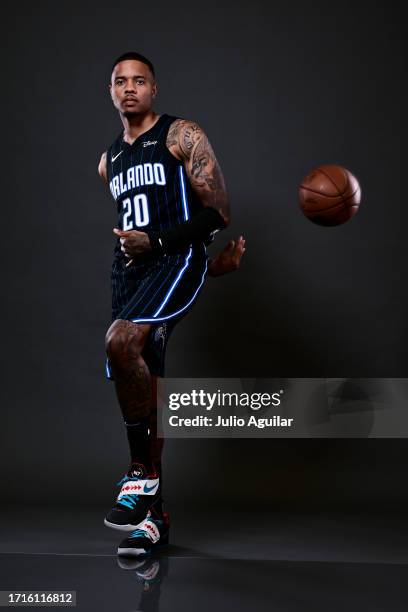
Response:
[113,228,130,236]
[233,237,244,249]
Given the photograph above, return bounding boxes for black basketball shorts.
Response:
[106,247,208,379]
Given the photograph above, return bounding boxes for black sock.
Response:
[125,416,152,468]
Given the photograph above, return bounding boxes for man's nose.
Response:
[124,81,136,93]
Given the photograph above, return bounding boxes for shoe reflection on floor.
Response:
[117,555,169,611]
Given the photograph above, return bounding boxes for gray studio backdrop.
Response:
[1,1,407,512]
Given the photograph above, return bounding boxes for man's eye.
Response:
[116,79,124,85]
[136,80,145,85]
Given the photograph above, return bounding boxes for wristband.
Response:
[147,207,226,255]
[146,232,165,254]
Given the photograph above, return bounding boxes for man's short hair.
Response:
[111,52,155,78]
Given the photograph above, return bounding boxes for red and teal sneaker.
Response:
[117,510,170,557]
[104,463,160,531]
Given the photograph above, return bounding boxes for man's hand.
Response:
[207,236,246,277]
[113,228,151,262]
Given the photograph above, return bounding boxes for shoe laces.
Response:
[116,474,142,487]
[116,475,142,510]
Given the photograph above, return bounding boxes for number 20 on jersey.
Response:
[122,194,149,230]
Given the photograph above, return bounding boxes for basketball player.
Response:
[98,52,245,557]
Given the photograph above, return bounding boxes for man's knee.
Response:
[105,319,146,361]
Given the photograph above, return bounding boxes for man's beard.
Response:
[122,109,141,118]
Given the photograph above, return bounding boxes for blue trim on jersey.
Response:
[146,165,193,318]
[153,248,193,316]
[130,257,208,324]
[105,359,112,378]
[178,165,190,221]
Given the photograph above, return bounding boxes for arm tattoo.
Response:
[166,119,184,149]
[182,122,202,155]
[166,119,230,222]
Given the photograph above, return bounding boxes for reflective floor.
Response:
[0,508,407,611]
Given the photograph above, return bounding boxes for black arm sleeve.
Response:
[147,207,226,254]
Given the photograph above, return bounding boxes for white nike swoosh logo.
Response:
[111,151,123,162]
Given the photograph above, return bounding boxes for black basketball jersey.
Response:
[106,113,207,262]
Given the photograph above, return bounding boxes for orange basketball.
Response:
[298,164,361,226]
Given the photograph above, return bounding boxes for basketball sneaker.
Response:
[104,463,160,531]
[117,510,170,557]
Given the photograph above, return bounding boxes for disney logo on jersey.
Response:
[143,140,157,148]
